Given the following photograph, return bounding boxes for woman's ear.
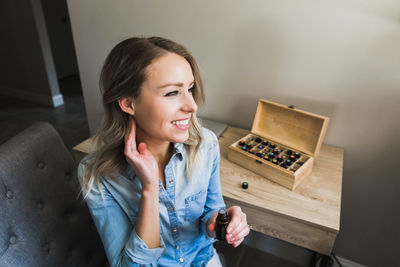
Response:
[118,97,135,115]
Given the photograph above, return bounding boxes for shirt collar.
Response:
[173,143,184,161]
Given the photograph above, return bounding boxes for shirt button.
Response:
[9,235,17,244]
[6,190,13,199]
[173,228,177,232]
[175,245,180,250]
[168,207,174,212]
[179,258,184,263]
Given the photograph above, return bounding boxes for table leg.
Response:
[319,254,333,267]
[309,251,318,267]
[310,252,333,267]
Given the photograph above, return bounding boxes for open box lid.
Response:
[251,99,330,157]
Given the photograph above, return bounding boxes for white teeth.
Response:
[172,119,189,126]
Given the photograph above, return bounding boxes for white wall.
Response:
[67,1,400,266]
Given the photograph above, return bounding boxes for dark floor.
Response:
[0,75,90,150]
[0,75,310,267]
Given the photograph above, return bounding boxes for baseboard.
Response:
[0,86,64,107]
[52,94,64,107]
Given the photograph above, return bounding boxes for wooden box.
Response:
[227,99,329,190]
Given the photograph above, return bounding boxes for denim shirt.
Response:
[77,128,226,267]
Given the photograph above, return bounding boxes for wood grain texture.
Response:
[72,137,96,154]
[219,126,343,255]
[227,133,315,190]
[251,99,330,157]
[225,198,337,255]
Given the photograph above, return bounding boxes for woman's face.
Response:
[133,52,197,145]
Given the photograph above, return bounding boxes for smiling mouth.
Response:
[171,119,190,126]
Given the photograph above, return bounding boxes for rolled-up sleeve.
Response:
[124,227,165,266]
[78,162,165,267]
[200,134,226,239]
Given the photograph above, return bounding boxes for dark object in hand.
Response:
[216,209,230,241]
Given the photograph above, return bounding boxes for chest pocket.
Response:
[184,190,207,222]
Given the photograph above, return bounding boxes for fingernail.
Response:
[227,227,232,233]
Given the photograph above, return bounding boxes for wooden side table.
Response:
[218,126,343,256]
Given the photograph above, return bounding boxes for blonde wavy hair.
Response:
[81,37,205,198]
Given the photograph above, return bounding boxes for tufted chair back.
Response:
[0,122,108,267]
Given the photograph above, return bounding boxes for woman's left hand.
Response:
[207,206,250,247]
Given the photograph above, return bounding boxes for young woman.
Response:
[78,37,250,267]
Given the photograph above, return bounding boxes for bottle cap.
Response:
[242,182,249,189]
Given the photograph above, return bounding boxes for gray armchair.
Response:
[0,122,107,267]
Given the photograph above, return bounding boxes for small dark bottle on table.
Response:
[216,208,229,241]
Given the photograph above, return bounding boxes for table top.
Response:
[218,126,343,233]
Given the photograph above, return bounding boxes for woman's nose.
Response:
[182,92,197,113]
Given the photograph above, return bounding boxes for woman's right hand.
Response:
[124,117,159,191]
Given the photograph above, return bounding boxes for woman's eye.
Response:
[188,87,194,94]
[165,91,178,97]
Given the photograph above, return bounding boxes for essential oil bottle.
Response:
[216,208,229,241]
